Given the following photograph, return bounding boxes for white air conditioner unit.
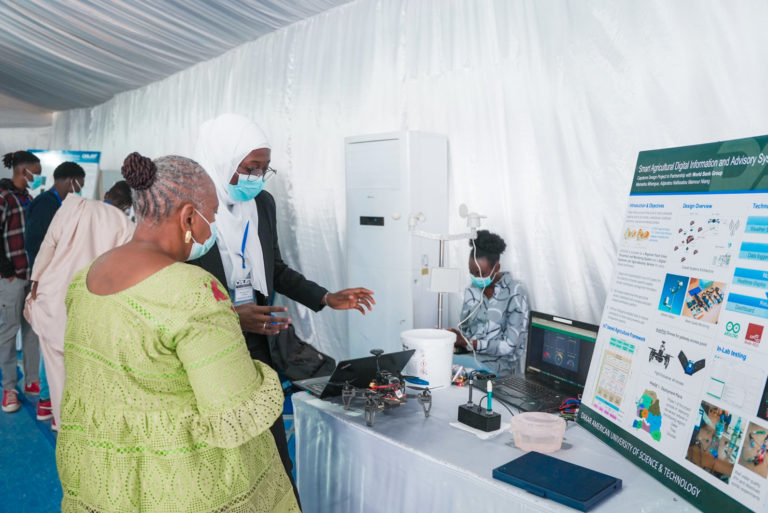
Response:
[345,131,448,357]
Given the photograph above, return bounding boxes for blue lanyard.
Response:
[240,221,250,269]
[51,189,62,206]
[16,193,31,212]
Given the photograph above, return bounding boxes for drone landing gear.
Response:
[342,383,355,410]
[417,389,432,418]
[364,390,384,427]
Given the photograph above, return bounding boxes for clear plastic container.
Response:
[509,412,567,453]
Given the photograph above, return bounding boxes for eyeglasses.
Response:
[237,165,277,182]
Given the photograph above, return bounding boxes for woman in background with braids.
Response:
[57,153,299,513]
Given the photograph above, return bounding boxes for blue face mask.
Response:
[187,210,217,261]
[227,174,265,202]
[25,169,45,190]
[470,274,494,288]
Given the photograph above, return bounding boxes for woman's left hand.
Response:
[324,288,375,314]
[448,329,476,350]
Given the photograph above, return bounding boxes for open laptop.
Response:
[479,311,598,412]
[294,349,415,399]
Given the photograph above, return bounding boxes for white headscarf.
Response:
[195,113,268,296]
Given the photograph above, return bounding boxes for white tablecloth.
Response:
[293,385,697,513]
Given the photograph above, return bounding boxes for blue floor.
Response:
[0,362,61,512]
[0,360,297,512]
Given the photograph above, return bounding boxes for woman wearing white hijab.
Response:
[191,113,375,501]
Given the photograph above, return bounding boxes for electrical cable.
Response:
[479,393,516,417]
[558,397,581,415]
[455,237,491,369]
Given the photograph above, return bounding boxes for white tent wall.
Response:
[44,0,768,359]
[0,126,52,178]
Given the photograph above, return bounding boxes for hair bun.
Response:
[121,152,157,190]
[472,229,507,255]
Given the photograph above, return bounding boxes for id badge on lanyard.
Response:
[232,275,255,305]
[230,220,256,305]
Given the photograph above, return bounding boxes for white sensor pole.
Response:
[409,204,485,328]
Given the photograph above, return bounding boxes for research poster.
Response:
[579,135,768,513]
[28,149,101,199]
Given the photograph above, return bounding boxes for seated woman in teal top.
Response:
[448,230,530,376]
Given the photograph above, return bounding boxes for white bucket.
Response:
[400,329,455,389]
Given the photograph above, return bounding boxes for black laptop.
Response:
[480,311,598,412]
[294,349,415,399]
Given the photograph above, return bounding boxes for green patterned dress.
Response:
[57,262,300,513]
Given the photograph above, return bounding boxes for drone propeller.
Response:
[403,376,429,386]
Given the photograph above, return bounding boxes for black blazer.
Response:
[190,191,327,361]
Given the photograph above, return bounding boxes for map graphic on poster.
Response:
[28,150,101,200]
[634,390,663,441]
[579,135,768,513]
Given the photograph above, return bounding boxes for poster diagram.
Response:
[658,274,689,315]
[680,278,726,324]
[739,422,768,478]
[634,390,663,441]
[592,338,634,421]
[579,134,768,513]
[686,401,743,484]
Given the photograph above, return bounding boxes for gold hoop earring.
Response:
[185,230,192,243]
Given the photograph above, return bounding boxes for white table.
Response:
[293,385,697,513]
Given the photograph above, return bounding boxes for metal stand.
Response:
[437,239,446,328]
[409,204,484,330]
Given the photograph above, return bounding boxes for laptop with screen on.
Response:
[294,349,415,399]
[483,311,599,412]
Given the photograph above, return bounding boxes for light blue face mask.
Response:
[187,210,217,261]
[470,274,494,288]
[71,179,82,197]
[25,169,45,190]
[227,174,265,202]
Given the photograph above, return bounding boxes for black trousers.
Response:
[245,332,301,508]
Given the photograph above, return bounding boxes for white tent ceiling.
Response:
[0,0,351,127]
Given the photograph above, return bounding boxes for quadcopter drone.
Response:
[649,341,672,369]
[341,349,432,427]
[678,351,705,375]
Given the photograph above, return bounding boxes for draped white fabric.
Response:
[0,0,351,110]
[0,92,52,128]
[7,0,768,359]
[0,126,51,177]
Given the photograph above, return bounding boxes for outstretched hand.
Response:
[324,288,375,314]
[234,303,291,335]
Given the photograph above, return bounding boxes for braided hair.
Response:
[470,230,507,265]
[2,151,40,169]
[121,152,212,225]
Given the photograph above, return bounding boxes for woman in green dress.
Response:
[57,153,300,513]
